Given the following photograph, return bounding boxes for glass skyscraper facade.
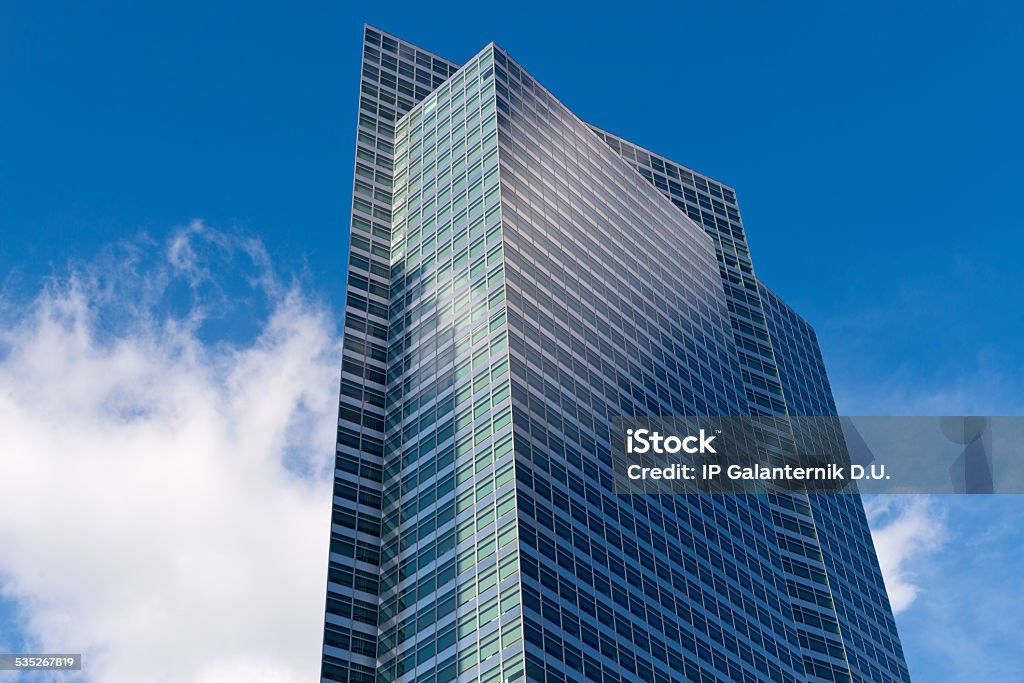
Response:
[323,26,909,683]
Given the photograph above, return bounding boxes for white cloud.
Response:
[864,496,948,614]
[892,497,1024,681]
[0,224,340,682]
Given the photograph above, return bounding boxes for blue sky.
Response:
[1,1,1022,680]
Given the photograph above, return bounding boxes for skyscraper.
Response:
[322,26,910,683]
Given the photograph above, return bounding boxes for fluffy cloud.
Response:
[0,223,340,682]
[864,496,948,614]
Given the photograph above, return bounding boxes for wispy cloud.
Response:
[833,360,1024,417]
[0,223,340,682]
[819,256,1024,419]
